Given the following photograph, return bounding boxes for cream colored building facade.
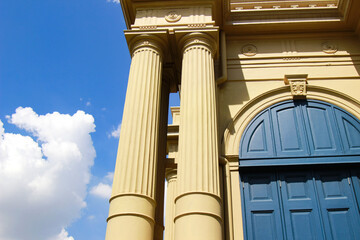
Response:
[106,1,360,240]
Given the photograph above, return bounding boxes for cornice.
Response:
[120,0,360,36]
[223,0,360,35]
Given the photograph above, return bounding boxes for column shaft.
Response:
[164,170,177,240]
[106,38,163,240]
[175,33,222,240]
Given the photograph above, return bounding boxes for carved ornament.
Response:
[242,44,257,56]
[165,11,182,23]
[284,74,308,97]
[322,41,338,54]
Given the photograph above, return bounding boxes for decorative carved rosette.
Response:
[165,11,182,23]
[242,44,257,56]
[322,41,338,54]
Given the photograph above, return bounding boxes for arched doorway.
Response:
[239,100,360,240]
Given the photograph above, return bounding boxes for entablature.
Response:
[132,6,215,32]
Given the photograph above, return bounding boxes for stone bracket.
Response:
[284,74,308,98]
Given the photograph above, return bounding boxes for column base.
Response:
[174,192,223,240]
[106,194,156,240]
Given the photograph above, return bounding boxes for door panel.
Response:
[315,170,360,240]
[271,103,308,157]
[301,103,342,156]
[242,172,284,240]
[241,167,360,240]
[241,111,274,158]
[279,170,324,240]
[334,108,360,154]
[351,169,360,210]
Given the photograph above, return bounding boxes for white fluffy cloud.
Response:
[110,123,121,138]
[0,107,96,240]
[105,171,114,181]
[90,183,112,199]
[90,172,113,199]
[51,229,74,240]
[107,0,120,3]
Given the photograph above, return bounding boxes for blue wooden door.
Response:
[240,100,360,239]
[242,168,360,240]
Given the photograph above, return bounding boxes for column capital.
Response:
[125,30,169,57]
[165,169,177,182]
[175,28,219,57]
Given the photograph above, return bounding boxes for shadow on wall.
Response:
[218,81,250,137]
[218,33,360,148]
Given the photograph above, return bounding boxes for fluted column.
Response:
[164,169,177,240]
[175,31,222,240]
[106,35,165,240]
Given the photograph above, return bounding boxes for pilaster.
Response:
[174,30,223,240]
[106,34,166,240]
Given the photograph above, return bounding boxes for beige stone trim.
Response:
[219,156,235,240]
[107,193,156,223]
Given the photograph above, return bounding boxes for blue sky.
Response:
[0,1,179,239]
